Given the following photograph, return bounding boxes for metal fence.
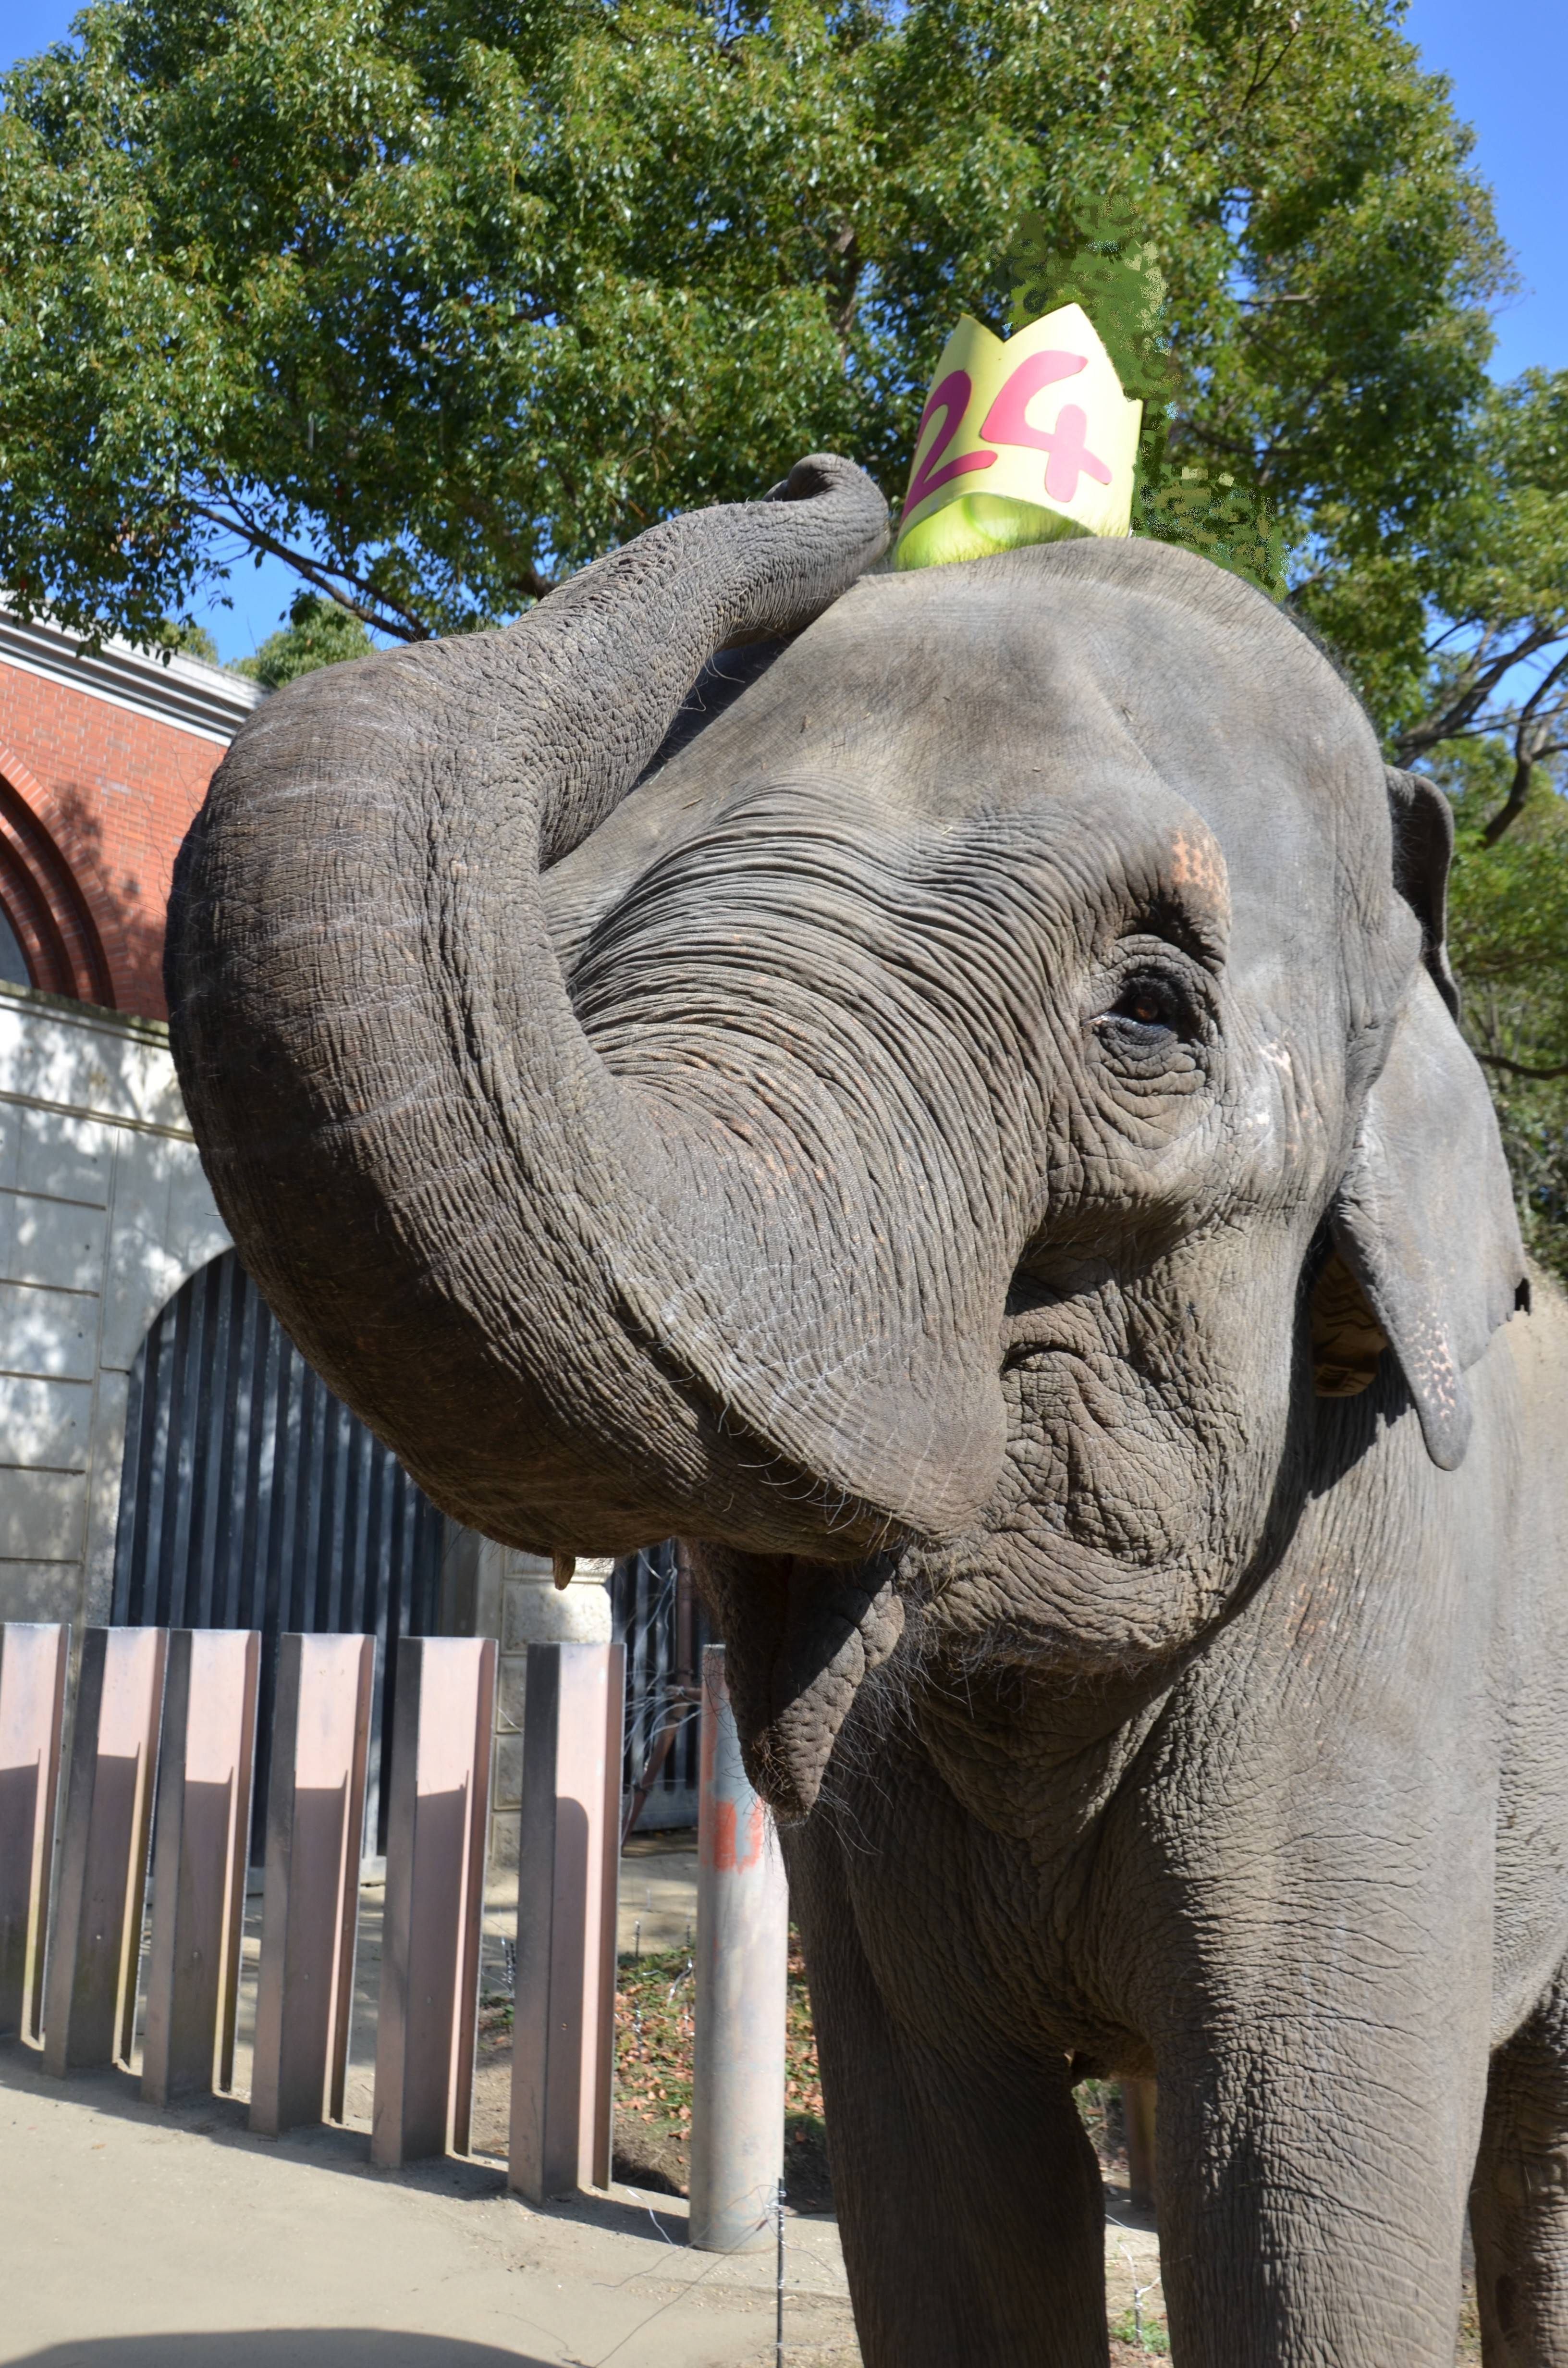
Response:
[109,1249,447,1858]
[613,1541,708,1835]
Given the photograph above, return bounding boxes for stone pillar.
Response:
[458,1543,614,1878]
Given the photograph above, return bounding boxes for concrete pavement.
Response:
[3,1826,1164,2364]
[0,2042,858,2368]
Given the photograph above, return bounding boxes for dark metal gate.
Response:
[110,1248,448,1859]
[613,1542,708,1834]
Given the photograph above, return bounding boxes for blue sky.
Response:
[0,0,1562,657]
[1405,0,1566,379]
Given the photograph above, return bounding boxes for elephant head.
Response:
[167,455,1525,1818]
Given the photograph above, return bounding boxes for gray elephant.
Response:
[166,456,1568,2366]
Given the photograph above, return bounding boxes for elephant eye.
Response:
[1119,983,1170,1028]
[1101,971,1188,1040]
[1087,947,1213,1105]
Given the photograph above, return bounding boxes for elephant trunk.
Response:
[167,457,964,1557]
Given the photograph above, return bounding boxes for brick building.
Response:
[0,611,263,1016]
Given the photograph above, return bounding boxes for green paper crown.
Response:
[896,205,1285,600]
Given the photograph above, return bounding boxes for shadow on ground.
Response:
[0,2041,507,2201]
[12,2343,557,2367]
[0,2040,691,2250]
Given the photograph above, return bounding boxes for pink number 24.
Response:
[906,348,1113,514]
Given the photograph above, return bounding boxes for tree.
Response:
[233,592,372,687]
[170,616,219,662]
[1301,363,1568,872]
[1307,363,1568,1283]
[0,0,1517,658]
[1431,740,1568,1283]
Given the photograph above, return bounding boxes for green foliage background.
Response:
[233,591,372,687]
[0,0,1520,645]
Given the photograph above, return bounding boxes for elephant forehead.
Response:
[545,538,1386,997]
[788,552,1380,830]
[744,552,1384,986]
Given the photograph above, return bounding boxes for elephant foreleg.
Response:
[787,1823,1108,2368]
[1151,2012,1485,2365]
[1472,1969,1568,2367]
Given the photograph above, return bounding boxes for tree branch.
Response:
[1475,1050,1568,1081]
[1479,658,1568,841]
[187,493,436,641]
[1480,752,1536,845]
[1396,620,1568,763]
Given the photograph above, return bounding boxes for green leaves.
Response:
[1007,202,1286,597]
[1437,746,1568,1283]
[1008,203,1174,414]
[233,590,372,686]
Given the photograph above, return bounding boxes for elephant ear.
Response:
[1383,765,1462,1021]
[1326,774,1527,1468]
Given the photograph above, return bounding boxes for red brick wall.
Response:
[0,664,226,1021]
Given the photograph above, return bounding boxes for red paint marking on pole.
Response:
[690,1647,788,2254]
[713,1797,766,1875]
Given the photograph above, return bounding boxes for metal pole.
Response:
[250,1632,373,2137]
[43,1627,167,2076]
[689,1644,788,2253]
[141,1628,261,2107]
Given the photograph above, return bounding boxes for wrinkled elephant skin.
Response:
[167,457,1568,2366]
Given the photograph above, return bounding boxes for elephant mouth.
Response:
[696,1548,907,1821]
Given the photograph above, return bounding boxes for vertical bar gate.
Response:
[110,1250,448,1858]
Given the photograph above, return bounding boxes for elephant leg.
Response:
[787,1821,1108,2368]
[1151,2015,1485,2366]
[1471,1968,1568,2366]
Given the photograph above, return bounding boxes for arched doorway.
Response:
[110,1249,450,1857]
[0,765,115,1005]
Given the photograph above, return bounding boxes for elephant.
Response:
[165,453,1568,2367]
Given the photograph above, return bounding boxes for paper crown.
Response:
[894,303,1143,570]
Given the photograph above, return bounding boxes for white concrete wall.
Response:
[453,1540,614,1876]
[0,984,230,1631]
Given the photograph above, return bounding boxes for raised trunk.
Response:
[168,458,999,1560]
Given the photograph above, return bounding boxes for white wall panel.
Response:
[0,987,231,1629]
[0,1283,97,1381]
[16,1109,114,1205]
[0,1559,80,1620]
[0,1468,86,1560]
[0,999,188,1131]
[0,1194,108,1293]
[0,1375,92,1469]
